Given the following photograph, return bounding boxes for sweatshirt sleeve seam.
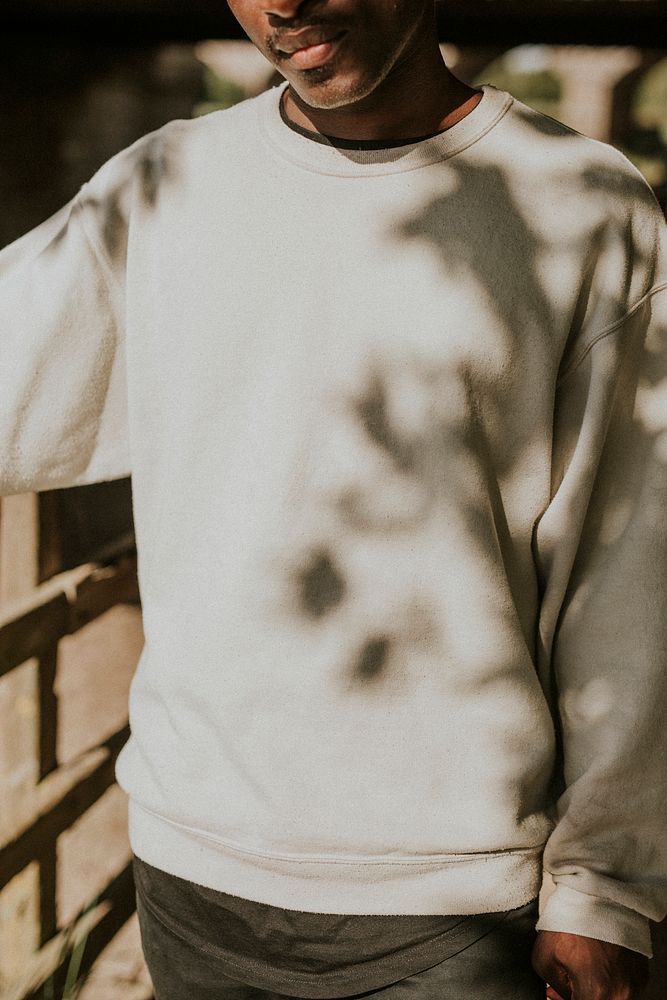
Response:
[557,281,667,384]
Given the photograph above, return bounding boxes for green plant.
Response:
[192,66,247,118]
[40,894,99,1000]
[60,920,89,1000]
[474,65,562,116]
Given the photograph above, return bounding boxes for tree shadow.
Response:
[261,112,666,881]
[41,124,181,271]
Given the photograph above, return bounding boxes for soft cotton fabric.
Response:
[1,82,665,957]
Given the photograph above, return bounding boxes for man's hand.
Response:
[532,931,650,1000]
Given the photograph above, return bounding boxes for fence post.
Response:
[0,494,43,986]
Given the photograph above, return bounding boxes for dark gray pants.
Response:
[136,891,546,1000]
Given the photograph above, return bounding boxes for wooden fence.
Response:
[0,493,146,1000]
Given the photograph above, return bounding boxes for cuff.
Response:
[536,883,653,958]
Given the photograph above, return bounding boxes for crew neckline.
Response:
[258,80,514,177]
[278,87,453,150]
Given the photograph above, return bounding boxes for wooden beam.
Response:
[1,858,138,1000]
[0,725,130,890]
[0,595,70,679]
[0,494,43,981]
[0,495,39,605]
[0,545,138,678]
[73,554,140,631]
[0,1,665,47]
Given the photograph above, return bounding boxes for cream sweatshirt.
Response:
[1,83,666,957]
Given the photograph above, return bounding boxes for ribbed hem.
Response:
[536,883,653,957]
[128,799,544,916]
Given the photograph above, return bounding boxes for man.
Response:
[1,1,665,998]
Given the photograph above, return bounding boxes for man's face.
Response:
[227,0,432,109]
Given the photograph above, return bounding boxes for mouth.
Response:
[274,29,347,71]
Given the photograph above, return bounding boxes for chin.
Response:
[287,70,382,111]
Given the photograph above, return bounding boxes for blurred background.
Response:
[0,2,665,998]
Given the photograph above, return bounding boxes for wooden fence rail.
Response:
[0,521,144,1000]
[0,539,138,679]
[3,860,145,1000]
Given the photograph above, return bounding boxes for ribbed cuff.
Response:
[536,883,653,957]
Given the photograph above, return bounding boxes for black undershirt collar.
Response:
[279,88,449,151]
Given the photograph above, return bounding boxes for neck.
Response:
[283,21,481,142]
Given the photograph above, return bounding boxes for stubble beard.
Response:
[283,48,405,112]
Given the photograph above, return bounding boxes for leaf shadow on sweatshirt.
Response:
[31,112,664,799]
[282,145,666,812]
[285,141,667,941]
[22,131,182,487]
[281,160,557,698]
[43,127,179,274]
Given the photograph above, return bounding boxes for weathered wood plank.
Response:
[0,597,69,679]
[0,725,130,891]
[0,547,137,677]
[60,861,139,1000]
[0,494,43,983]
[0,495,39,606]
[73,555,140,631]
[0,863,41,992]
[0,858,137,1000]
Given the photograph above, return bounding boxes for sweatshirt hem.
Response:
[128,799,544,915]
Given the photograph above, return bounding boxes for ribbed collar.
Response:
[257,80,514,177]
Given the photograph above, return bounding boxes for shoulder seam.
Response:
[73,186,125,314]
[557,282,667,383]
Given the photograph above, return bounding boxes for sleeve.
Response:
[533,192,667,957]
[0,167,132,497]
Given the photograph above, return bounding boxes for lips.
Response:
[274,26,347,58]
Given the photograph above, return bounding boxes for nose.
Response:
[264,0,325,26]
